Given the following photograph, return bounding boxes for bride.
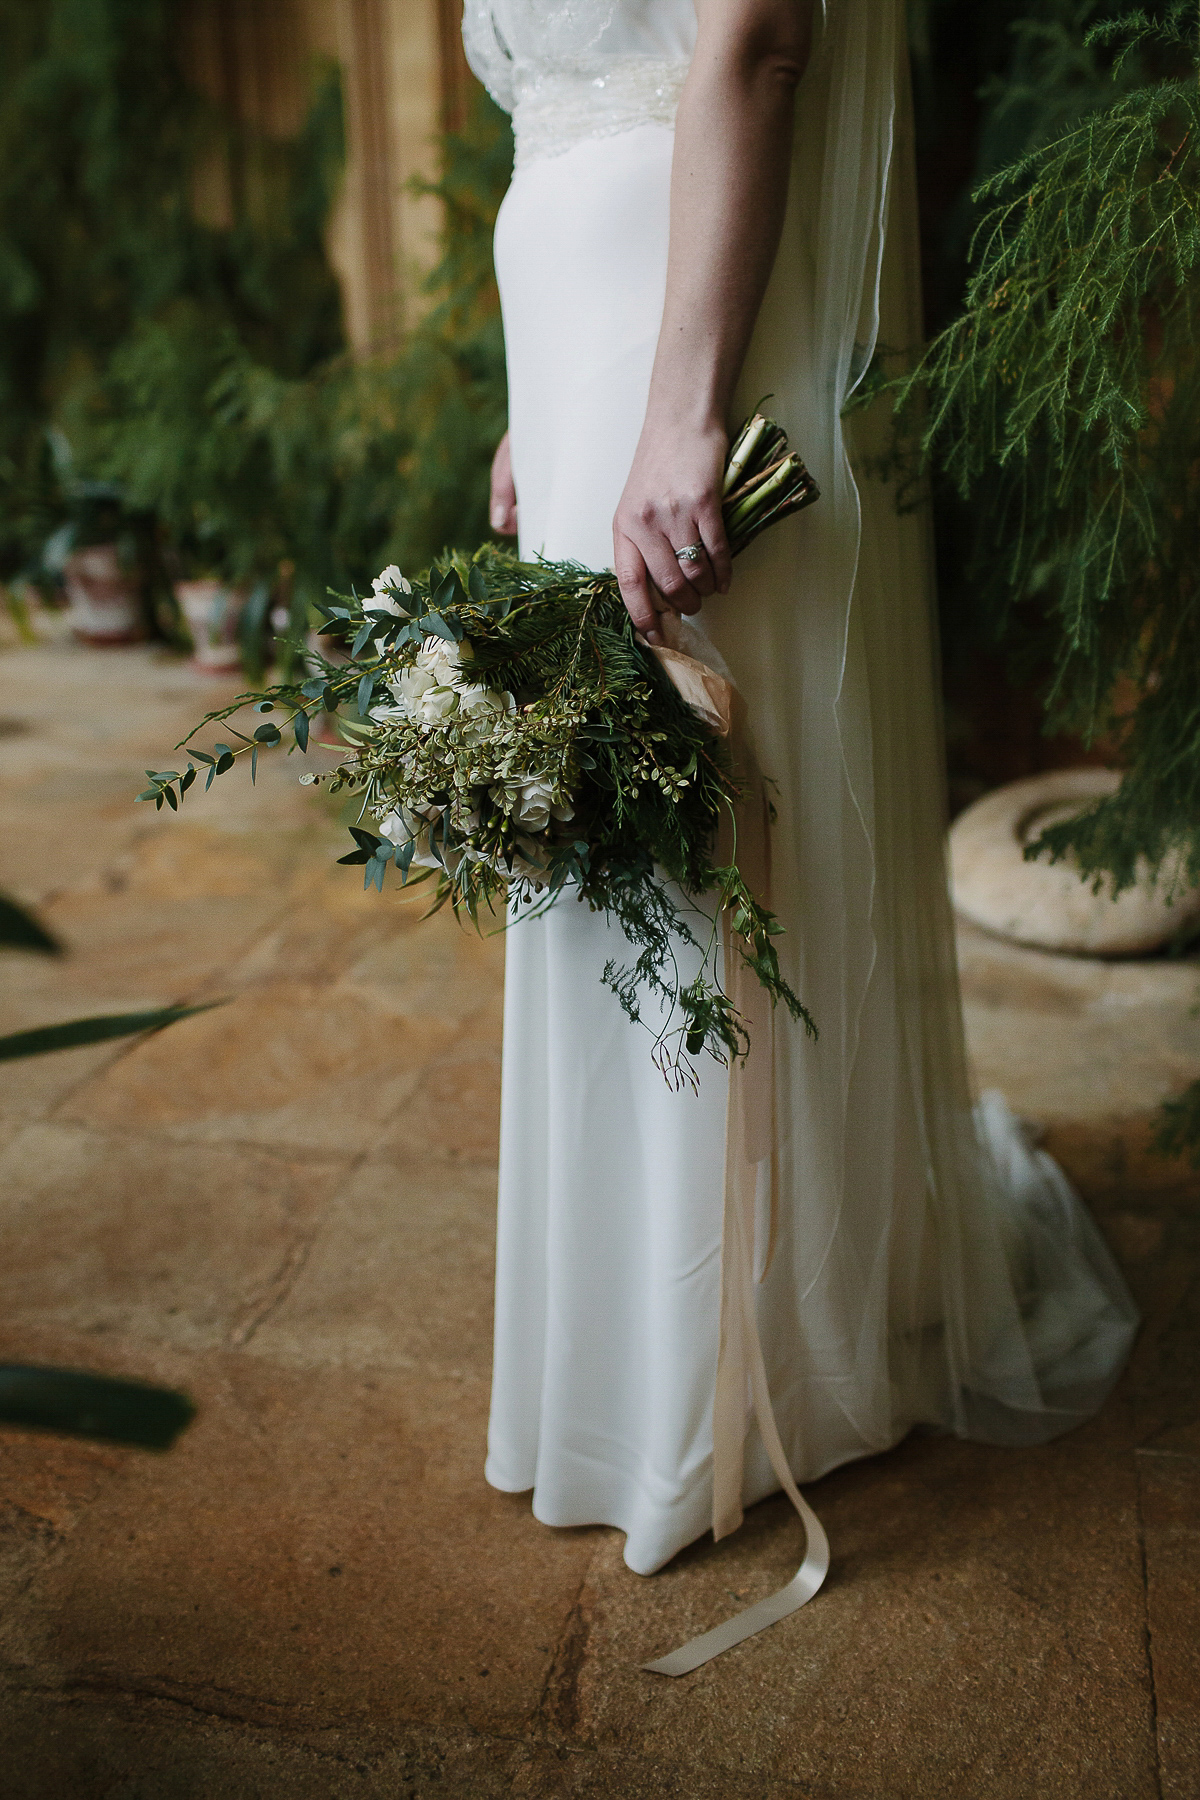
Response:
[462,0,1137,1671]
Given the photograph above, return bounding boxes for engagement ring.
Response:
[675,542,704,563]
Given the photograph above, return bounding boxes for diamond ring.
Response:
[675,542,704,564]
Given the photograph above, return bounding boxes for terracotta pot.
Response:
[63,544,144,645]
[175,578,248,673]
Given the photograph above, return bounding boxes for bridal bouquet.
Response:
[140,414,819,1078]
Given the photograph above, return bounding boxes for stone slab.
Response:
[0,1692,836,1800]
[0,1353,598,1743]
[957,921,1200,1126]
[0,1122,346,1350]
[0,1424,129,1613]
[1106,1172,1200,1454]
[56,979,452,1153]
[546,1433,1156,1800]
[245,1158,497,1379]
[4,632,1193,1800]
[1138,1451,1200,1799]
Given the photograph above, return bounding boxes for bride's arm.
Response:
[614,0,813,643]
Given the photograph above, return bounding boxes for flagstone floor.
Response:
[1,632,1198,1800]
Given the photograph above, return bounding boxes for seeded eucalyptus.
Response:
[141,415,818,1080]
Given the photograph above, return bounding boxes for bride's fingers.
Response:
[614,533,665,643]
[490,433,518,536]
[697,498,733,596]
[637,532,706,613]
[674,538,717,600]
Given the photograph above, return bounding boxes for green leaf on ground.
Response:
[0,1365,196,1449]
[0,1002,225,1062]
[0,895,61,955]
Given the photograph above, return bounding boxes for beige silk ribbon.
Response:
[637,634,831,1677]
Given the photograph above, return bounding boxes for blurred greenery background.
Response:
[0,0,511,658]
[0,0,1186,771]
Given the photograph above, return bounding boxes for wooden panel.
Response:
[436,0,476,132]
[179,0,452,350]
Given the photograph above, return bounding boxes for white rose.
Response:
[457,684,516,740]
[416,635,473,683]
[419,684,460,724]
[513,784,552,833]
[457,683,506,716]
[377,810,447,871]
[391,664,435,714]
[512,778,575,832]
[370,565,412,615]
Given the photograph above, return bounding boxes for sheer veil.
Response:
[706,0,1136,1484]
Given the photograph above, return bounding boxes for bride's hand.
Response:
[490,432,518,536]
[613,417,732,645]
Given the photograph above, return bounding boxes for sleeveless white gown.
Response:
[463,0,1138,1580]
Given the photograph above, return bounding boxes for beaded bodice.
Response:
[462,1,697,168]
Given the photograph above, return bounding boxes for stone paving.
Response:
[1,635,1198,1799]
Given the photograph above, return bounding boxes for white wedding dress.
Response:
[463,0,1137,1597]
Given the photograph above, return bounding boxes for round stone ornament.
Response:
[949,769,1200,956]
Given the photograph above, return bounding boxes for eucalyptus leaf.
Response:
[432,568,464,612]
[423,611,457,644]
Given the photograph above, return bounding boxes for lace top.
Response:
[462,0,697,168]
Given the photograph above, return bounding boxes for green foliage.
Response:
[72,86,511,626]
[0,1365,195,1449]
[0,0,346,579]
[0,1003,220,1062]
[975,0,1162,170]
[0,3,512,663]
[898,4,1200,881]
[0,892,60,954]
[146,420,817,1083]
[893,1,1200,1152]
[361,94,513,573]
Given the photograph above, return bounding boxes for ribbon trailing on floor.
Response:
[637,638,830,1677]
